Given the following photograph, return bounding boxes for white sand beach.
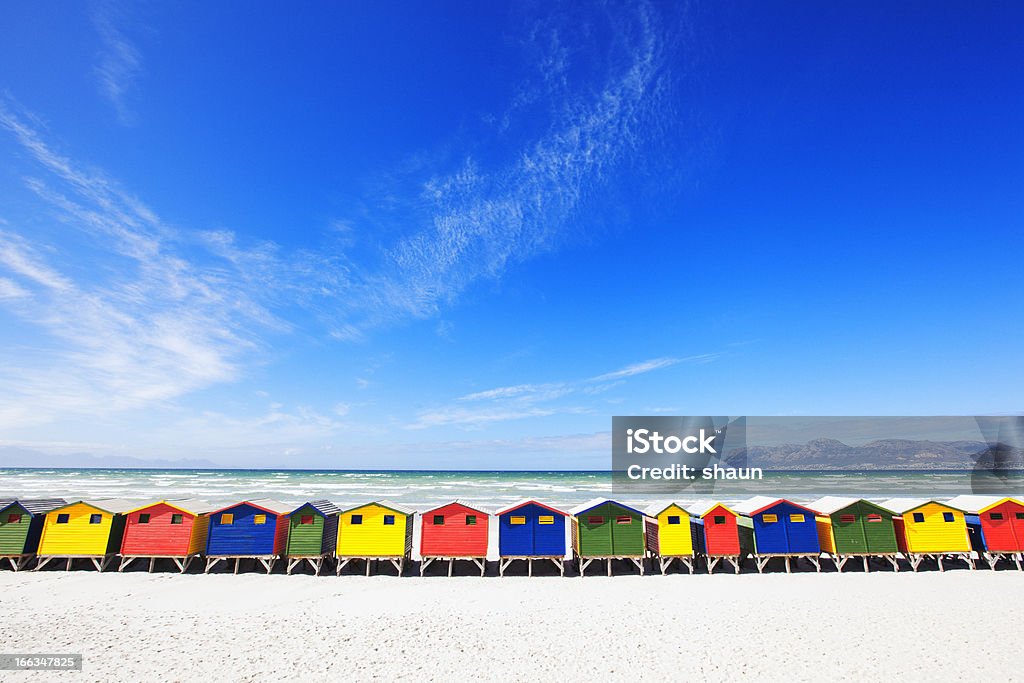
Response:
[1,569,1022,682]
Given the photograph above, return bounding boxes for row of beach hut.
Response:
[0,495,1021,575]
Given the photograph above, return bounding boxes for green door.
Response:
[831,505,868,553]
[0,505,30,554]
[860,501,898,553]
[609,505,643,555]
[578,504,613,556]
[286,505,324,555]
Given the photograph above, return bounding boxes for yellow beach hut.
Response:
[643,502,696,574]
[880,498,973,571]
[36,499,134,572]
[336,501,414,576]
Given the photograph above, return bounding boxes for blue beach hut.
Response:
[495,499,568,576]
[733,496,821,572]
[204,499,290,574]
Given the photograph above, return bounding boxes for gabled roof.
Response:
[50,498,138,515]
[643,501,689,518]
[290,499,342,517]
[809,497,898,516]
[732,496,817,517]
[125,498,216,515]
[209,499,291,516]
[685,500,739,518]
[0,498,67,516]
[878,498,965,514]
[494,499,568,517]
[568,498,644,517]
[341,500,415,516]
[421,499,490,516]
[946,495,1024,514]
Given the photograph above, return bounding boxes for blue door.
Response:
[532,510,565,556]
[500,511,534,555]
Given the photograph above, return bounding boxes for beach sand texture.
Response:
[1,571,1022,682]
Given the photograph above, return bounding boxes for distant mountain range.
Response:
[0,446,218,469]
[724,438,1024,470]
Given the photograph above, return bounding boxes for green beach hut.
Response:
[570,498,646,576]
[285,500,341,575]
[0,499,67,570]
[809,496,900,572]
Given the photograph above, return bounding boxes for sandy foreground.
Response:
[1,569,1022,682]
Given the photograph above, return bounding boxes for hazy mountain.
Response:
[724,439,1023,470]
[0,446,218,469]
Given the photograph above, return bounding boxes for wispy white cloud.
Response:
[415,353,714,430]
[458,383,569,402]
[0,1,678,442]
[91,0,143,123]
[324,1,669,337]
[587,354,719,382]
[0,102,280,428]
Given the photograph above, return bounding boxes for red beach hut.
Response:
[419,500,489,576]
[688,501,754,573]
[118,499,213,573]
[947,495,1024,569]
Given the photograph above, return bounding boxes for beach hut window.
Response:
[383,515,395,525]
[539,516,554,525]
[221,514,234,525]
[713,516,726,525]
[912,513,924,523]
[1016,512,1024,520]
[171,514,183,525]
[762,514,778,523]
[789,514,805,523]
[942,512,954,523]
[433,515,444,525]
[7,514,21,524]
[351,515,363,525]
[300,515,314,525]
[57,513,70,524]
[466,515,477,525]
[616,516,632,525]
[667,516,681,525]
[510,516,526,525]
[989,512,1004,520]
[839,514,856,523]
[588,516,604,525]
[139,514,151,524]
[254,514,267,525]
[867,514,883,522]
[89,514,102,524]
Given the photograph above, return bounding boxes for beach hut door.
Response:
[501,512,534,555]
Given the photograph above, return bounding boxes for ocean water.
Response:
[1,468,1020,510]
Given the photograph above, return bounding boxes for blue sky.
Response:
[0,2,1021,468]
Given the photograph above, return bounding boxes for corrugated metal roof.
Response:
[0,498,67,516]
[125,498,217,515]
[945,495,1017,514]
[732,496,817,516]
[642,501,687,517]
[805,496,862,515]
[494,499,568,517]
[731,496,783,516]
[568,498,645,517]
[56,498,141,514]
[290,499,342,517]
[338,500,415,515]
[877,498,930,514]
[210,499,292,515]
[684,500,735,518]
[421,499,490,515]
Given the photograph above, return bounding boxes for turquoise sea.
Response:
[1,468,1020,509]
